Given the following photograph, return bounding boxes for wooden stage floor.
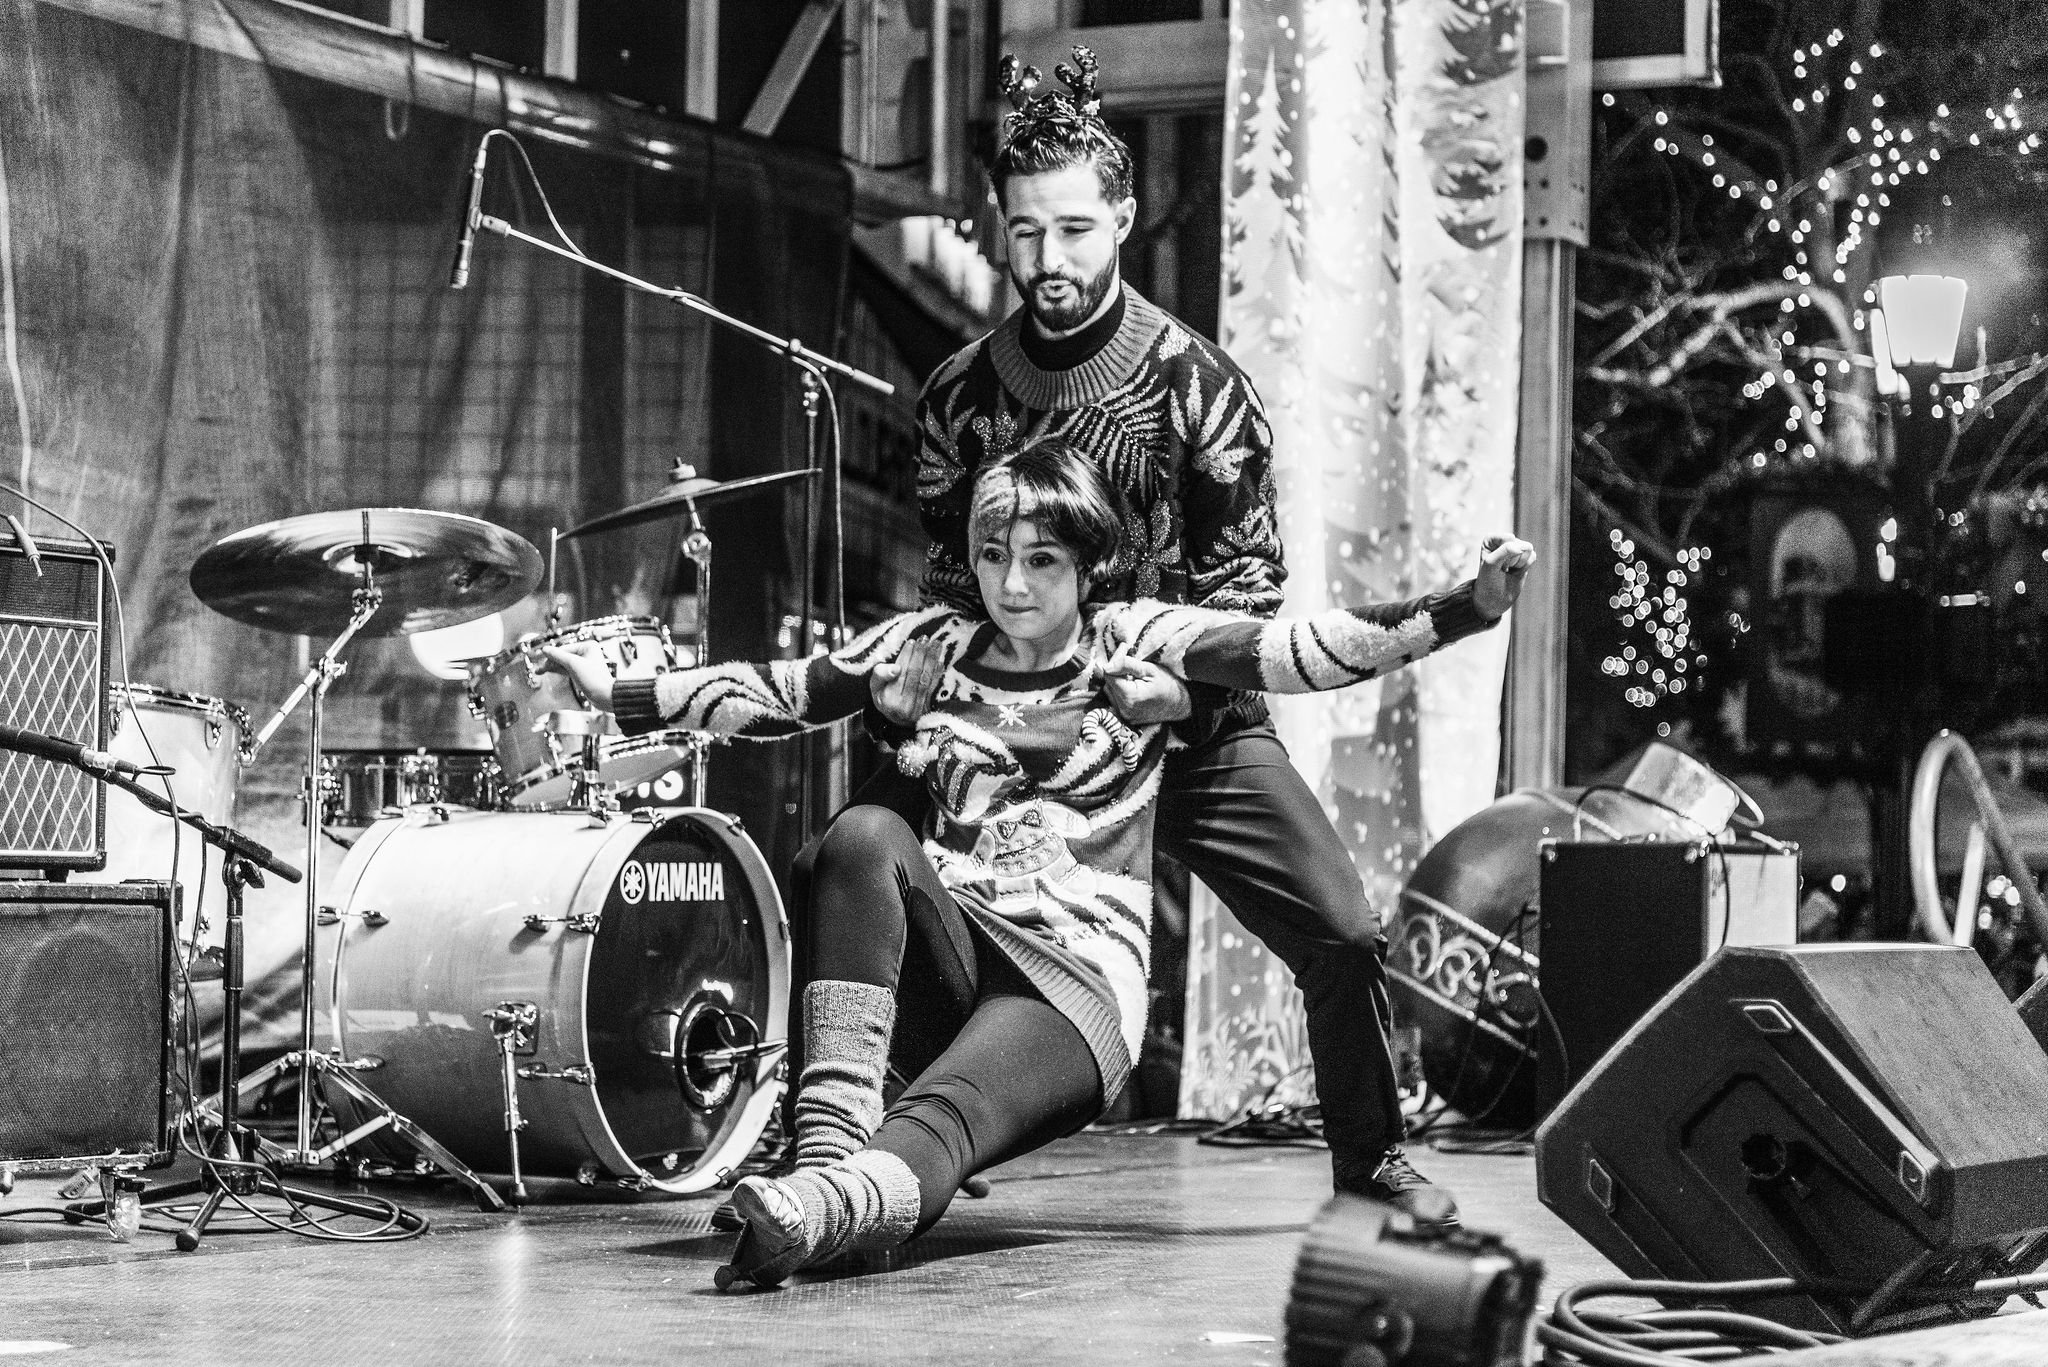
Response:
[2,1132,2041,1365]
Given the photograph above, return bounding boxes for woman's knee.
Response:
[812,804,920,880]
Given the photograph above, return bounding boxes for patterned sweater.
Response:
[915,286,1284,734]
[612,586,1493,1094]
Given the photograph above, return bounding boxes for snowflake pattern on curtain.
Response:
[1181,0,1525,1122]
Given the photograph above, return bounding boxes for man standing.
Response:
[887,50,1486,1228]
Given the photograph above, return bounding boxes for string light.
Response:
[1597,58,2043,713]
[1601,532,1710,709]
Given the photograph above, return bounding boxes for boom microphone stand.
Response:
[465,154,886,832]
[47,759,425,1247]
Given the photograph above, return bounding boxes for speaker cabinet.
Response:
[0,881,175,1172]
[0,532,112,871]
[1536,945,2048,1334]
[1537,840,1796,1114]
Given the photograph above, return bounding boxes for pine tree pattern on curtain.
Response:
[1180,0,1525,1120]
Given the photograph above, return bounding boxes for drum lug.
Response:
[722,813,747,836]
[317,907,388,928]
[518,1061,595,1087]
[522,912,601,934]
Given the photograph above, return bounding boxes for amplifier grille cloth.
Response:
[0,621,100,857]
[0,901,167,1163]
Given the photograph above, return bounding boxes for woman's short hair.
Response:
[969,435,1126,584]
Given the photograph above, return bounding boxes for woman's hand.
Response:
[871,636,946,728]
[540,643,617,711]
[1475,536,1537,620]
[1097,647,1193,724]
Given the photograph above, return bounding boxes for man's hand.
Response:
[540,642,617,711]
[1475,535,1537,620]
[1098,647,1193,725]
[871,636,946,728]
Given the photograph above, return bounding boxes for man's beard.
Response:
[1015,257,1118,335]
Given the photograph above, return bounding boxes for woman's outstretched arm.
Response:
[1102,537,1534,695]
[545,604,959,739]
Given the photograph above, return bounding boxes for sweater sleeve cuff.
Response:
[862,696,917,748]
[1431,581,1499,647]
[612,677,667,736]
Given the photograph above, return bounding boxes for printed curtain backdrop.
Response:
[0,1,850,1051]
[1182,0,1526,1119]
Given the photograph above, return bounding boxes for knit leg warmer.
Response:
[791,980,896,1169]
[715,1150,922,1290]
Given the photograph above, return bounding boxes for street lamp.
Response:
[1865,271,1969,938]
[1875,274,1969,369]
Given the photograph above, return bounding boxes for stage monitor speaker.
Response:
[2020,976,2048,1057]
[0,531,112,872]
[1537,840,1796,1114]
[1536,944,2048,1335]
[0,881,176,1173]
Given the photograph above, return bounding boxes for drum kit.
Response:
[113,467,810,1218]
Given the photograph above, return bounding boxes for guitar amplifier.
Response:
[0,880,176,1171]
[0,532,112,872]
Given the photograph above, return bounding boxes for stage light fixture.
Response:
[1285,1196,1543,1367]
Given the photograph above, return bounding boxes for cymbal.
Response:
[191,508,543,638]
[561,466,818,541]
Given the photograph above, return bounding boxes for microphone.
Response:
[0,722,159,780]
[448,137,490,290]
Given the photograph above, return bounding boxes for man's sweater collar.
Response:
[986,285,1171,410]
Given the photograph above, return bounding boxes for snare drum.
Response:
[87,685,249,893]
[317,807,789,1192]
[321,749,502,827]
[470,616,692,807]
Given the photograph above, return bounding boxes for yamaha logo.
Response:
[619,859,725,904]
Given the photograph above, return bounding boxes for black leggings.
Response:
[804,807,1102,1232]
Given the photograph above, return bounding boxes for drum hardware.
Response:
[483,1001,538,1205]
[192,508,541,1213]
[317,906,389,928]
[523,912,600,934]
[517,1062,595,1086]
[538,709,619,819]
[647,999,789,1113]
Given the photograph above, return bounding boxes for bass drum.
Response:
[319,807,789,1193]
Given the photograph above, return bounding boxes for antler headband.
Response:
[998,45,1106,146]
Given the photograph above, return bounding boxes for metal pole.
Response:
[1503,0,1592,792]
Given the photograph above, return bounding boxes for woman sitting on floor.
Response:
[547,436,1533,1290]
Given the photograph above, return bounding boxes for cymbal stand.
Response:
[237,542,506,1212]
[679,498,713,808]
